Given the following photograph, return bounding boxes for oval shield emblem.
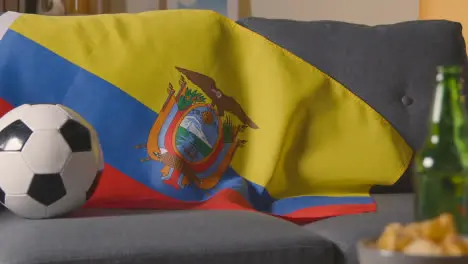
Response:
[137,67,258,191]
[175,105,220,164]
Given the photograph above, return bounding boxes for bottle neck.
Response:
[428,72,465,144]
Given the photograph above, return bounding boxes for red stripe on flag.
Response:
[84,164,183,208]
[280,203,377,224]
[86,181,253,211]
[0,97,13,116]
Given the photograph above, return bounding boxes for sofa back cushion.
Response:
[237,18,468,193]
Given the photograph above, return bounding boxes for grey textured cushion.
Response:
[305,194,414,264]
[237,18,468,193]
[0,209,337,264]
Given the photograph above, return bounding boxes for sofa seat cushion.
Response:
[0,209,337,264]
[304,194,414,264]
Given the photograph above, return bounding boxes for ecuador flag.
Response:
[0,10,412,222]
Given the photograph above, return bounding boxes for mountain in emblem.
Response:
[180,115,212,148]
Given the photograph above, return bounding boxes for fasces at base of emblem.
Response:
[135,67,257,192]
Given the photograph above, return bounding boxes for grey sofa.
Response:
[0,17,466,264]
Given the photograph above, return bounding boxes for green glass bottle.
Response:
[414,65,468,235]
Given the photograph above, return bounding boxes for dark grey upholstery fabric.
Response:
[237,18,468,193]
[305,194,414,264]
[0,209,336,264]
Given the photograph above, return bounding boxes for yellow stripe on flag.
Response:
[9,10,412,199]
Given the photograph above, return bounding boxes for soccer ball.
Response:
[0,104,103,219]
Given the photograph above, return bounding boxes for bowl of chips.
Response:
[357,213,468,264]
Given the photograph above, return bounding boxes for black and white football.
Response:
[0,104,104,219]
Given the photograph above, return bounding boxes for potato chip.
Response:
[420,215,454,243]
[403,239,444,256]
[377,223,413,251]
[403,222,423,239]
[374,213,468,256]
[441,234,467,256]
[376,223,403,251]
